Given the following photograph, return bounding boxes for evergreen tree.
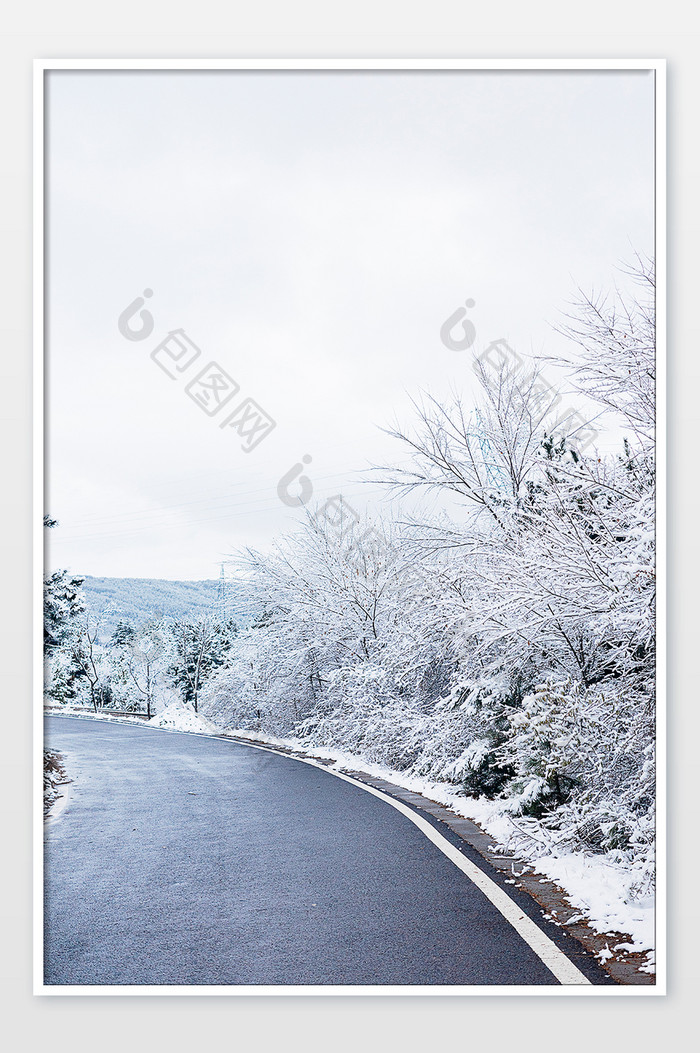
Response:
[109,617,171,717]
[43,517,85,653]
[168,616,237,712]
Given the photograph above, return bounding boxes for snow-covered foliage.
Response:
[106,617,174,717]
[43,748,68,816]
[44,516,87,704]
[44,516,239,716]
[201,258,656,899]
[45,601,236,718]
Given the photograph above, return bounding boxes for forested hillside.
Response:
[82,577,232,638]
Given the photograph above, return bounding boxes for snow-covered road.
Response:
[43,715,614,988]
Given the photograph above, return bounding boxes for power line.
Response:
[50,459,415,533]
[52,486,394,544]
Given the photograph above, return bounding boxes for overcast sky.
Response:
[45,68,655,581]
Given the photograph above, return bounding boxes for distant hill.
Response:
[81,576,250,640]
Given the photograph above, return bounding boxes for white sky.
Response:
[45,69,655,580]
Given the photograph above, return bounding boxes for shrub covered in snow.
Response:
[200,258,657,900]
[43,748,68,816]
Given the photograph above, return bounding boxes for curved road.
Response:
[43,715,610,987]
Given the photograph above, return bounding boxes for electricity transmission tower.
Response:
[216,562,227,621]
[471,410,507,492]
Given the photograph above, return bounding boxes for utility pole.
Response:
[216,562,227,621]
[473,410,506,492]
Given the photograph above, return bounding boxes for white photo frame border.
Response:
[33,56,666,997]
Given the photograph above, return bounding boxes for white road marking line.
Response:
[218,735,592,985]
[47,716,592,985]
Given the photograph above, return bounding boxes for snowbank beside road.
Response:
[217,727,656,971]
[149,703,218,735]
[44,705,655,975]
[446,794,655,966]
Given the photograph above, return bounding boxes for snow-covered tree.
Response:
[44,516,86,703]
[108,617,172,717]
[168,615,237,712]
[201,256,655,877]
[68,612,110,712]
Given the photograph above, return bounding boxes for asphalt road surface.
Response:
[43,715,610,987]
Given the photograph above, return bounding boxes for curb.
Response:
[223,733,655,987]
[44,711,654,986]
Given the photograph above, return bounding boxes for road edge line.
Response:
[220,735,592,986]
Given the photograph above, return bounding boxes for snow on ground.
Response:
[43,748,67,815]
[149,703,218,735]
[45,703,216,735]
[45,705,654,968]
[44,705,150,726]
[457,797,655,957]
